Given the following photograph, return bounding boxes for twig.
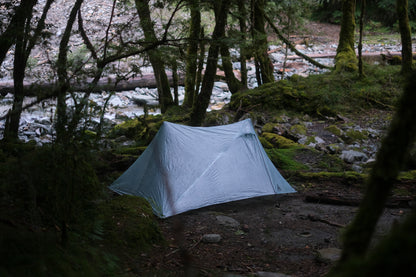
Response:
[307,214,346,228]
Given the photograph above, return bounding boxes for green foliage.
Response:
[0,142,101,230]
[0,141,129,276]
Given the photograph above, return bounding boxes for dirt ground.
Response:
[133,181,412,277]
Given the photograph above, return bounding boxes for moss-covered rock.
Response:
[262,132,298,149]
[325,125,343,137]
[290,124,307,136]
[229,80,310,113]
[108,115,163,146]
[262,122,278,133]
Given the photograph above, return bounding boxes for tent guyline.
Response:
[110,119,296,218]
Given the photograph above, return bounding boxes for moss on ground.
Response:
[229,64,403,117]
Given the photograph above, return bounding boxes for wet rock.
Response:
[317,248,341,262]
[340,150,368,164]
[202,234,222,243]
[216,215,240,228]
[257,272,292,277]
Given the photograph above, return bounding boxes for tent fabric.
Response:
[109,119,295,218]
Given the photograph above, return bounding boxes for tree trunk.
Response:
[135,0,174,113]
[396,0,413,74]
[327,69,416,275]
[358,0,366,78]
[335,0,358,72]
[2,0,38,142]
[55,0,84,143]
[0,0,38,66]
[194,27,205,99]
[220,41,245,94]
[190,0,229,126]
[238,1,248,87]
[251,0,274,84]
[183,0,200,108]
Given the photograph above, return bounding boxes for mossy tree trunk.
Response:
[335,0,358,72]
[396,0,413,74]
[327,70,416,275]
[135,0,174,114]
[183,0,201,108]
[251,0,274,85]
[190,0,229,126]
[220,42,246,94]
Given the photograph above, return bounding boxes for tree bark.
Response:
[358,0,366,78]
[396,0,413,74]
[3,0,38,142]
[183,0,200,108]
[190,0,229,126]
[55,0,84,143]
[0,0,37,66]
[327,69,416,275]
[251,0,274,85]
[220,42,245,94]
[135,0,174,113]
[238,1,248,87]
[335,0,358,72]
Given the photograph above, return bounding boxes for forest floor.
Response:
[132,181,413,277]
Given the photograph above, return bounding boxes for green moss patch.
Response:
[262,132,298,149]
[266,148,310,171]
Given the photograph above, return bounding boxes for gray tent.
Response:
[109,119,295,217]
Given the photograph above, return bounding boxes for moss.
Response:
[342,129,368,143]
[325,125,343,137]
[290,124,307,136]
[262,132,298,149]
[114,146,147,156]
[398,170,416,180]
[109,118,142,139]
[259,136,274,149]
[335,50,358,72]
[316,105,337,117]
[262,122,277,133]
[266,148,309,171]
[99,195,164,252]
[295,171,366,184]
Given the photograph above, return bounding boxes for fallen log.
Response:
[286,51,416,62]
[0,73,185,97]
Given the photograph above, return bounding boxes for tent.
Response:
[109,119,295,218]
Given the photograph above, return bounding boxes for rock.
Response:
[202,234,222,243]
[317,248,341,262]
[257,272,292,277]
[216,215,240,228]
[340,150,368,164]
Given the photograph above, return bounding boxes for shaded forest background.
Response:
[0,0,415,276]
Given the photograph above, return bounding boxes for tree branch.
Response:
[264,14,332,70]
